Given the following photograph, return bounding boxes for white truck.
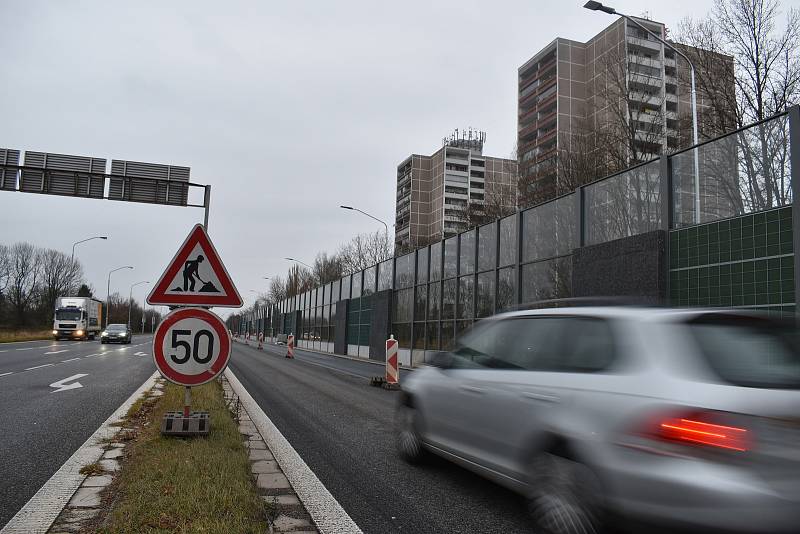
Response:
[53,297,103,340]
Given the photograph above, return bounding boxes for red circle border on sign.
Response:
[153,307,231,386]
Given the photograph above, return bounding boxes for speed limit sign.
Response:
[153,307,231,386]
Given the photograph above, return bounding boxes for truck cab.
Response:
[53,297,102,340]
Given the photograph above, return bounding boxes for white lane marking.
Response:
[134,352,147,356]
[84,353,100,358]
[226,369,363,534]
[49,374,88,393]
[0,372,12,377]
[15,347,37,351]
[1,371,158,534]
[0,350,8,353]
[25,364,54,371]
[61,358,81,363]
[44,350,68,355]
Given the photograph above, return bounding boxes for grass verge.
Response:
[0,329,53,343]
[96,380,268,533]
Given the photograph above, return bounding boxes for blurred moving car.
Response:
[101,323,132,344]
[397,307,800,534]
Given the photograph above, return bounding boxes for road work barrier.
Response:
[286,334,295,358]
[386,335,399,385]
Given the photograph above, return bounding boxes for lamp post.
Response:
[583,1,701,223]
[284,257,313,269]
[339,205,389,234]
[71,236,107,263]
[106,265,133,327]
[128,280,150,327]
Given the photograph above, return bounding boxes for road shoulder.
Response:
[0,371,159,534]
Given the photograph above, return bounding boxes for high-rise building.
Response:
[394,130,517,251]
[517,16,732,206]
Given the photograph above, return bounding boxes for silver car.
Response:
[396,307,800,533]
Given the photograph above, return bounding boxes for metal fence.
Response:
[245,107,798,365]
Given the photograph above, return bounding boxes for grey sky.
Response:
[1,0,761,318]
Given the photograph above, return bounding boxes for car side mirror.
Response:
[429,351,455,369]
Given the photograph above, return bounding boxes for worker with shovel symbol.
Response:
[183,255,205,292]
[181,255,221,293]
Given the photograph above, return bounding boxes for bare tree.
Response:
[0,244,10,296]
[268,276,288,303]
[336,230,392,274]
[285,264,315,297]
[7,243,41,327]
[450,181,519,230]
[676,0,799,214]
[313,252,343,285]
[38,248,83,324]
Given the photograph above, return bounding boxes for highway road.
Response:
[0,335,155,527]
[230,340,535,534]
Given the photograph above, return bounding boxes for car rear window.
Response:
[687,314,800,389]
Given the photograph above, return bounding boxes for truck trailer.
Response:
[53,297,103,340]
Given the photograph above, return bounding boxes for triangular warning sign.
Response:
[147,224,243,307]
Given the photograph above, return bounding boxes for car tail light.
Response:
[641,409,751,453]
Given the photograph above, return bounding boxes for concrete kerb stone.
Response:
[219,373,321,533]
[1,371,159,534]
[67,487,101,509]
[224,369,361,534]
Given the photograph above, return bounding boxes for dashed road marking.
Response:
[61,358,81,363]
[25,364,54,371]
[0,372,13,377]
[15,347,37,351]
[44,350,68,355]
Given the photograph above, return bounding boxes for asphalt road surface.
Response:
[0,335,155,527]
[230,341,535,534]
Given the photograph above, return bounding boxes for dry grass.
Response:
[96,381,267,533]
[0,329,53,343]
[80,462,106,477]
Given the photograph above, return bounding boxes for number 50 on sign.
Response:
[153,307,231,386]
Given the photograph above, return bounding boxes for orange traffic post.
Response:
[286,333,295,358]
[386,334,399,385]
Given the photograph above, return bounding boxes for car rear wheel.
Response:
[396,404,426,463]
[527,452,602,534]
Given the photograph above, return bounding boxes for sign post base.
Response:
[161,411,210,437]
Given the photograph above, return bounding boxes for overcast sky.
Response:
[4,0,791,319]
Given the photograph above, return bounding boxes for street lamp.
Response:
[71,236,107,262]
[284,257,313,269]
[128,280,149,327]
[339,205,389,234]
[583,0,701,223]
[106,265,133,327]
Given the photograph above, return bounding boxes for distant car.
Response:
[101,324,132,344]
[397,307,800,534]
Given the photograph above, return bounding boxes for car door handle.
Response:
[521,391,560,403]
[460,385,486,394]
